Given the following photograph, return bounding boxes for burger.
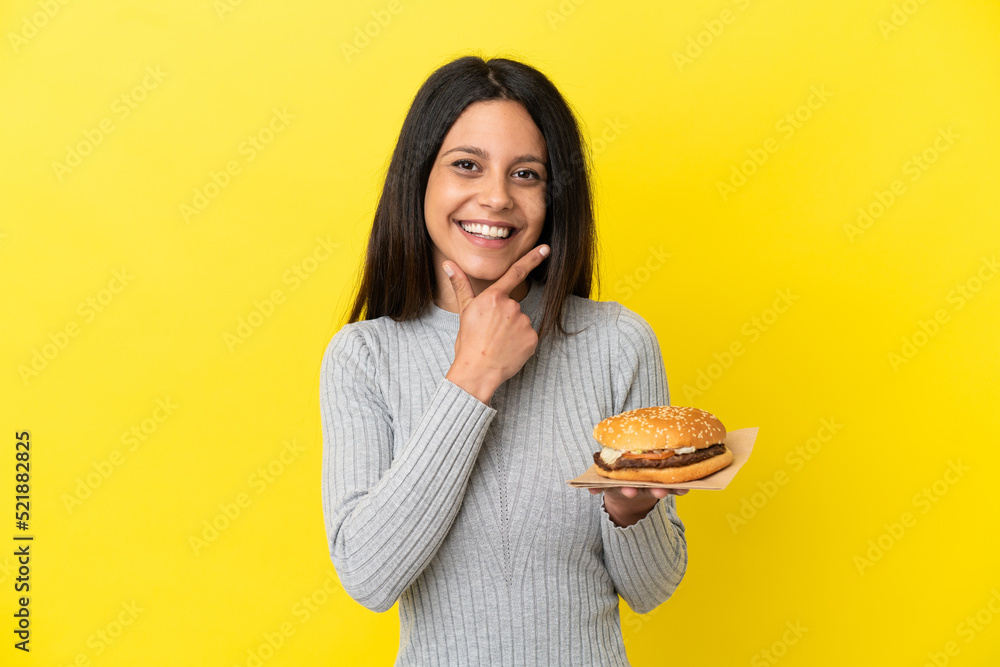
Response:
[592,406,733,484]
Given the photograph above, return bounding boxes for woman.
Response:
[321,54,687,665]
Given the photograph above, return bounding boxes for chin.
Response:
[461,259,518,283]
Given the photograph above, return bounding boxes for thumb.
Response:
[443,261,475,312]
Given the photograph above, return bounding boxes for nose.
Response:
[477,171,514,210]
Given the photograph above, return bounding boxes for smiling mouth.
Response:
[455,220,516,240]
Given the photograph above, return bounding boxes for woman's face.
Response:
[424,100,548,301]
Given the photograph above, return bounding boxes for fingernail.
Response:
[442,263,454,277]
[539,245,550,257]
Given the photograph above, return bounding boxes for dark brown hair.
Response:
[346,53,598,340]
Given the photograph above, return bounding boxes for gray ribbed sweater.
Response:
[320,280,687,666]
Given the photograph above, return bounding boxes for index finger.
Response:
[488,244,550,296]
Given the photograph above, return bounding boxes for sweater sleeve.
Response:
[599,305,688,614]
[320,324,496,612]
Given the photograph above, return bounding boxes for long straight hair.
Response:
[347,54,598,340]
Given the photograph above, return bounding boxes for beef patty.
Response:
[593,443,728,470]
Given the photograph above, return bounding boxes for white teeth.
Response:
[459,222,511,239]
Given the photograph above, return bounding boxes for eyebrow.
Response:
[441,145,547,167]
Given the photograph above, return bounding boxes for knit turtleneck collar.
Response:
[421,279,544,334]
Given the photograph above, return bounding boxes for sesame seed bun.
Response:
[592,406,727,452]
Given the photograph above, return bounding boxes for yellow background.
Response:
[2,0,998,664]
